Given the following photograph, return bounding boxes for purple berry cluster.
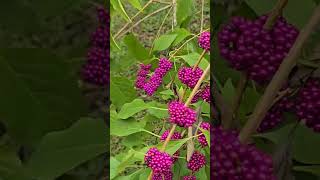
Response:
[152,171,173,180]
[168,101,197,127]
[258,96,294,132]
[135,64,151,89]
[197,122,210,147]
[178,67,203,88]
[145,148,173,173]
[187,151,206,172]
[183,175,196,180]
[192,85,211,103]
[218,15,299,83]
[198,31,210,51]
[143,58,173,96]
[211,127,276,179]
[295,78,320,132]
[160,130,182,141]
[82,7,109,86]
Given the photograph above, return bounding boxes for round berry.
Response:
[187,151,206,172]
[168,101,197,127]
[198,31,210,51]
[145,148,173,173]
[197,122,210,147]
[183,175,196,180]
[178,67,203,88]
[295,78,320,132]
[218,15,298,84]
[152,171,173,180]
[211,127,276,179]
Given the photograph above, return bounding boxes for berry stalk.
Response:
[239,5,320,144]
[263,0,289,30]
[192,50,206,71]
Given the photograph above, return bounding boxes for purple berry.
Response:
[160,130,182,141]
[143,58,172,96]
[295,78,320,132]
[145,148,173,173]
[201,85,210,103]
[218,15,299,84]
[178,67,203,88]
[168,101,197,127]
[198,31,210,51]
[211,127,276,179]
[187,151,206,172]
[197,122,210,147]
[152,171,173,180]
[82,7,109,86]
[135,64,151,89]
[183,175,196,180]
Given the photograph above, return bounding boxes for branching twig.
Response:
[117,5,172,39]
[114,0,154,39]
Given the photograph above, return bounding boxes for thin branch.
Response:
[114,0,154,39]
[263,0,289,30]
[118,4,172,39]
[149,6,173,55]
[200,0,204,33]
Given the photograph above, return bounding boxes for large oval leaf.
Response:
[25,118,108,179]
[0,48,86,145]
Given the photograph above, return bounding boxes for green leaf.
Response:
[180,52,209,70]
[25,118,108,179]
[128,0,142,10]
[0,146,22,179]
[176,0,194,26]
[123,34,149,61]
[293,124,320,164]
[0,48,86,144]
[221,79,236,105]
[245,0,316,29]
[110,76,137,108]
[153,34,178,51]
[114,169,142,180]
[118,99,150,119]
[171,28,192,46]
[162,138,190,155]
[111,117,146,136]
[256,123,320,164]
[294,166,320,177]
[111,0,132,22]
[147,101,168,119]
[110,157,121,179]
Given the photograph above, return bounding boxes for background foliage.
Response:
[0,0,108,179]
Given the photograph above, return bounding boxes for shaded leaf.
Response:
[25,118,108,180]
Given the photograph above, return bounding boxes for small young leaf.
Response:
[153,34,178,51]
[123,34,149,61]
[180,52,209,70]
[118,99,150,119]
